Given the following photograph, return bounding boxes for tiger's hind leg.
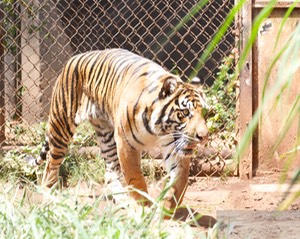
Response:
[42,117,75,188]
[90,119,127,203]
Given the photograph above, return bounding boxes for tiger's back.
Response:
[32,48,208,210]
[52,49,157,124]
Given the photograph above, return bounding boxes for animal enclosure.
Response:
[1,0,298,176]
[0,0,237,175]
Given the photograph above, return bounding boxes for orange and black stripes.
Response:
[32,48,209,210]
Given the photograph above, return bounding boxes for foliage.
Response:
[6,120,98,147]
[204,55,237,135]
[0,148,40,183]
[61,152,105,186]
[0,121,100,186]
[0,182,208,239]
[0,146,105,188]
[72,122,98,147]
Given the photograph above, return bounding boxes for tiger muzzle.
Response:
[195,132,209,144]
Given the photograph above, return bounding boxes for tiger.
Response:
[27,48,208,209]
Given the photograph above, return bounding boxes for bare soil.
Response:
[180,171,300,238]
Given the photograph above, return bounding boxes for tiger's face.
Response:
[153,76,209,155]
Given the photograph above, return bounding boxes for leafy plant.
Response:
[72,122,98,147]
[204,55,237,136]
[61,151,105,186]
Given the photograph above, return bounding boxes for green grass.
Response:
[0,184,169,239]
[0,140,216,238]
[0,165,214,239]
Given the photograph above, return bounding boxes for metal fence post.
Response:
[0,3,6,147]
[238,0,253,179]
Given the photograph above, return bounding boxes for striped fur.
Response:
[32,49,208,208]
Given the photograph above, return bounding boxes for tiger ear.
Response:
[159,78,178,99]
[190,76,202,85]
[190,77,210,109]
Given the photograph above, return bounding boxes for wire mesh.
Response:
[0,0,237,174]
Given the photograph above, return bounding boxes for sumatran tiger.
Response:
[27,48,209,209]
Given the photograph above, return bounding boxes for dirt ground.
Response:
[74,171,300,238]
[180,172,300,238]
[11,170,300,238]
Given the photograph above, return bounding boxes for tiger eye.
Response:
[182,109,189,116]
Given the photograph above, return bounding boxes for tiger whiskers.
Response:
[171,132,198,143]
[161,136,190,160]
[157,132,197,143]
[156,132,199,158]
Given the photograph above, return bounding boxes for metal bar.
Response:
[13,1,22,122]
[0,3,6,147]
[254,0,300,8]
[238,0,253,179]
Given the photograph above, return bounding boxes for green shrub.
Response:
[204,55,237,135]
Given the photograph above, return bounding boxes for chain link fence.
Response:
[0,0,237,175]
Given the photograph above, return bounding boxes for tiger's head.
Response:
[151,75,209,155]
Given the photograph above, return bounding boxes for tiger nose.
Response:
[195,130,209,143]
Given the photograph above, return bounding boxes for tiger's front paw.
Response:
[162,187,177,210]
[110,186,130,205]
[105,172,129,204]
